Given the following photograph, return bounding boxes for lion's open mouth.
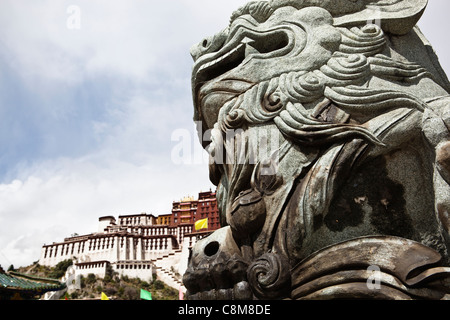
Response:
[193,28,292,89]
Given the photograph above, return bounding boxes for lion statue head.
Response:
[184,0,450,300]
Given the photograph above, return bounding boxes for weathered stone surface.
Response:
[185,0,450,300]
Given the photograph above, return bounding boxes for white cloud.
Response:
[0,154,213,267]
[0,0,250,85]
[417,0,450,75]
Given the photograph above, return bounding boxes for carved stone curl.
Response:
[247,253,291,300]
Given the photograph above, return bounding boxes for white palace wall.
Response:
[39,233,179,267]
[113,261,154,281]
[37,214,205,288]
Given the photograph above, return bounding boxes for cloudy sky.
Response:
[0,1,449,268]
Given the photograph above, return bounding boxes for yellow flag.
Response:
[101,292,109,300]
[195,218,208,231]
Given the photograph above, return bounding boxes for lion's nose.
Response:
[190,28,229,62]
[183,226,253,300]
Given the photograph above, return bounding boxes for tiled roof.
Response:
[0,271,66,293]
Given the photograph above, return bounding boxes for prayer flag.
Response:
[179,286,184,300]
[101,292,109,300]
[140,289,152,300]
[195,218,208,231]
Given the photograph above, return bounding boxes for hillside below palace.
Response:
[38,190,220,293]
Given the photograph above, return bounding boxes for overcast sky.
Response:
[0,0,448,268]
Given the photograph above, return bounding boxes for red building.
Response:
[196,191,221,231]
[171,190,220,233]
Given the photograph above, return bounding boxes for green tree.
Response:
[123,286,139,300]
[153,280,165,290]
[86,273,97,284]
[103,263,116,283]
[48,259,73,279]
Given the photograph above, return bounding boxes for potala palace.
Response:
[37,190,220,296]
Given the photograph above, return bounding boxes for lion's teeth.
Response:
[245,44,260,57]
[241,37,260,57]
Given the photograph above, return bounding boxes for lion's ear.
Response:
[333,0,428,35]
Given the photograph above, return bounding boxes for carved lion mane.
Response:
[185,0,450,300]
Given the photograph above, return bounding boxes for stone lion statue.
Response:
[184,0,450,300]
